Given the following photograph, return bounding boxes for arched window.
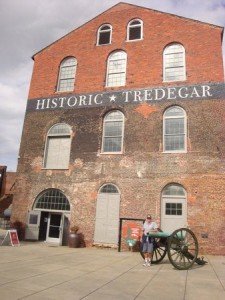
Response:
[34,189,70,211]
[163,43,186,82]
[97,24,112,45]
[102,110,124,153]
[44,123,72,169]
[161,184,187,232]
[127,19,143,41]
[100,184,119,193]
[163,106,187,152]
[106,51,127,87]
[162,184,186,197]
[57,57,77,92]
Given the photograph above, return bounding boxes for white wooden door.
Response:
[94,194,120,245]
[45,137,71,169]
[25,210,41,240]
[161,197,187,233]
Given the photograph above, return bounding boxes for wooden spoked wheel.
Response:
[151,237,167,264]
[167,228,198,270]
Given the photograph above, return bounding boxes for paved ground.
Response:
[0,242,224,300]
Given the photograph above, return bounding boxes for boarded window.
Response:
[44,123,71,169]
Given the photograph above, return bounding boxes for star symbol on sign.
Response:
[109,95,117,102]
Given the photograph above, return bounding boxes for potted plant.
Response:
[68,225,80,248]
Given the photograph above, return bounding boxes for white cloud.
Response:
[0,0,224,171]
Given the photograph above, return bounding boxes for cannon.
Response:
[140,228,207,270]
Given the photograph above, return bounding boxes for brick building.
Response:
[11,2,225,254]
[0,166,16,220]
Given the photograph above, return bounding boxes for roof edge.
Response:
[32,1,224,60]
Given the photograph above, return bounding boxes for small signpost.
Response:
[0,229,20,246]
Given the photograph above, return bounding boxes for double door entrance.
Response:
[26,211,69,245]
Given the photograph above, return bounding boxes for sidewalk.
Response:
[0,242,224,300]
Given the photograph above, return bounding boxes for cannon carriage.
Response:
[140,227,206,270]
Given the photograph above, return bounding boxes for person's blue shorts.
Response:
[142,241,153,253]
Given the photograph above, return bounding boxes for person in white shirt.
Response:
[142,215,158,267]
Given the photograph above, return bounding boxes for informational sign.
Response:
[9,230,20,246]
[122,221,143,247]
[1,229,20,247]
[26,82,225,112]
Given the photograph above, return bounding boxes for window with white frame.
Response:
[127,19,143,41]
[97,24,112,45]
[163,43,186,82]
[163,106,187,152]
[34,189,70,211]
[57,57,77,92]
[102,110,124,153]
[44,123,72,169]
[106,51,127,87]
[100,184,119,194]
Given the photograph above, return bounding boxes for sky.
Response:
[0,0,225,171]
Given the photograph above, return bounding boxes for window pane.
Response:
[61,57,76,67]
[107,51,127,87]
[165,203,183,215]
[164,44,185,82]
[105,111,123,121]
[165,119,184,135]
[35,189,70,211]
[104,122,122,136]
[49,124,71,135]
[165,135,184,151]
[101,25,111,30]
[164,106,186,152]
[100,184,118,193]
[58,57,77,92]
[130,20,141,26]
[129,27,141,40]
[29,215,38,224]
[102,110,124,153]
[58,79,75,92]
[107,73,126,87]
[163,185,185,196]
[99,31,110,45]
[108,59,126,73]
[164,107,184,117]
[103,137,122,152]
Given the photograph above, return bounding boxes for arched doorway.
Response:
[94,184,120,245]
[161,184,187,233]
[26,189,70,245]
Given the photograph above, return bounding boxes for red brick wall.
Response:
[28,3,224,99]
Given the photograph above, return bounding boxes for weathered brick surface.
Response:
[28,3,223,99]
[12,3,225,255]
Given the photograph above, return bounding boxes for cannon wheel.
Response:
[140,237,167,264]
[167,228,198,270]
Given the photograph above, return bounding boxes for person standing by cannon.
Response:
[142,215,159,267]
